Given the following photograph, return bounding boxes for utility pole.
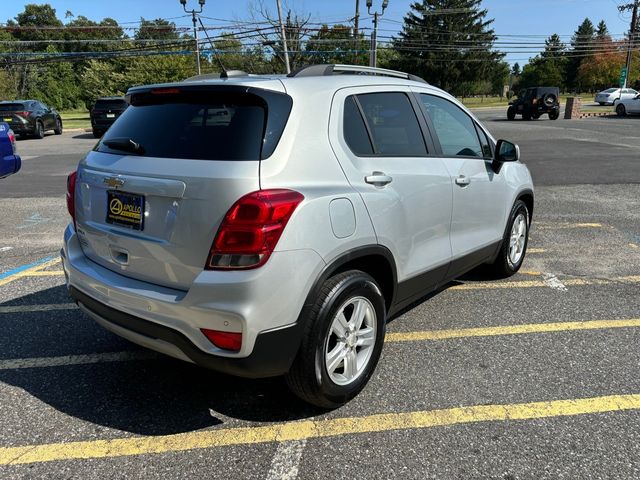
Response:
[621,0,639,88]
[354,0,360,64]
[180,0,206,75]
[276,0,291,74]
[367,0,388,68]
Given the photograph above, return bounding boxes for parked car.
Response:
[508,86,560,120]
[615,93,640,116]
[595,87,638,106]
[0,122,21,179]
[90,97,128,138]
[62,64,534,408]
[0,100,62,139]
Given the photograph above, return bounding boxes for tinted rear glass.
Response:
[603,88,618,93]
[95,99,127,109]
[98,91,268,161]
[0,104,26,111]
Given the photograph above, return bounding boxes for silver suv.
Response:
[62,65,533,408]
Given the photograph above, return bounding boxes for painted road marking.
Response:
[386,318,640,342]
[1,394,640,465]
[535,222,602,229]
[0,303,77,313]
[0,351,156,371]
[266,440,307,480]
[1,318,639,371]
[0,247,13,253]
[527,248,545,253]
[22,271,65,277]
[449,275,640,291]
[542,273,568,292]
[0,256,60,286]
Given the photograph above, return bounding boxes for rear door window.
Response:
[97,89,291,161]
[351,92,427,156]
[343,96,374,156]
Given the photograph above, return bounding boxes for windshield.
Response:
[603,88,618,94]
[0,103,26,111]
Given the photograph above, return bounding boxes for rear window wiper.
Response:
[102,137,145,155]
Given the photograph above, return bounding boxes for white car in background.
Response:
[595,87,638,105]
[615,93,640,116]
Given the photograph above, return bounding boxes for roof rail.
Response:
[183,70,250,82]
[287,64,428,84]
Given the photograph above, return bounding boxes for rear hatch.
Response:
[75,82,292,290]
[91,98,128,128]
[0,103,29,129]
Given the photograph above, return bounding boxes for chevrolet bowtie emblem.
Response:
[103,177,125,188]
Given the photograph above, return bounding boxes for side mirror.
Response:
[495,139,520,163]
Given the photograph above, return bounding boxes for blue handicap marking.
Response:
[17,213,52,229]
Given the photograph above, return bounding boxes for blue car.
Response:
[0,122,21,179]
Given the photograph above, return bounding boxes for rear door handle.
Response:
[365,172,393,187]
[455,175,470,186]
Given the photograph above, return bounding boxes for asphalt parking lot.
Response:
[0,113,639,479]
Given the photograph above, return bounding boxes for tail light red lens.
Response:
[205,189,304,270]
[66,171,77,226]
[201,329,242,352]
[15,111,29,118]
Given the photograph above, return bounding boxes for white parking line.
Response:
[265,440,307,480]
[0,351,155,370]
[0,303,77,313]
[542,273,568,292]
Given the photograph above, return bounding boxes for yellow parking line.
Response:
[386,318,640,342]
[0,258,62,287]
[526,248,545,254]
[0,303,77,313]
[630,243,638,249]
[23,271,65,277]
[536,223,602,229]
[1,393,639,465]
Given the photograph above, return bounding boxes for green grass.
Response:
[60,110,90,130]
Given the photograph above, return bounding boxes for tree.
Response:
[304,24,368,65]
[511,62,521,76]
[391,0,504,96]
[596,20,610,40]
[566,18,595,90]
[135,18,180,41]
[519,34,567,89]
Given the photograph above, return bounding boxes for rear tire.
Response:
[92,129,102,138]
[485,200,530,278]
[33,121,44,139]
[507,106,516,121]
[54,118,62,135]
[616,103,627,116]
[598,102,605,106]
[285,270,386,408]
[549,110,559,120]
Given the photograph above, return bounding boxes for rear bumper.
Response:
[61,224,325,377]
[69,286,302,378]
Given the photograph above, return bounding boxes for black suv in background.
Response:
[507,87,560,120]
[90,97,128,138]
[0,100,63,139]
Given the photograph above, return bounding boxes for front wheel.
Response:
[485,200,530,278]
[285,270,386,408]
[54,118,63,135]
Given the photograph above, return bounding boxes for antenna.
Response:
[197,16,227,75]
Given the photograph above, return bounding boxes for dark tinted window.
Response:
[356,92,427,156]
[0,103,26,112]
[420,94,482,157]
[343,96,374,155]
[98,92,268,160]
[95,99,127,110]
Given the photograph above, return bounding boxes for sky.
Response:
[1,0,635,64]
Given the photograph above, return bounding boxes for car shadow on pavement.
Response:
[72,133,96,140]
[0,286,324,437]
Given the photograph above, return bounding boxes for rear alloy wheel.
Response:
[616,103,627,116]
[34,121,45,139]
[285,270,386,408]
[54,118,63,135]
[485,200,530,278]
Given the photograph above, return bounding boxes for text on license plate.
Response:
[106,190,144,230]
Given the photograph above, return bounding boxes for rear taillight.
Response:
[8,130,15,152]
[15,111,29,118]
[201,329,242,351]
[205,189,304,270]
[66,171,77,226]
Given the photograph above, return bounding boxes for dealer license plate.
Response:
[106,190,144,230]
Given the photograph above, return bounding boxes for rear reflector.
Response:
[150,88,180,95]
[201,329,242,351]
[205,189,304,270]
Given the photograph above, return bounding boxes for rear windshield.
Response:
[94,99,127,109]
[603,88,618,93]
[97,88,291,161]
[0,103,26,111]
